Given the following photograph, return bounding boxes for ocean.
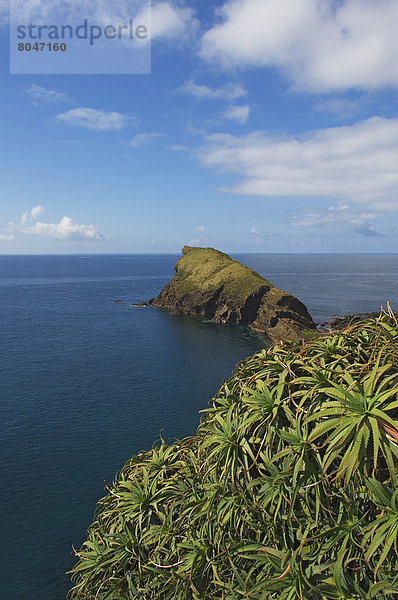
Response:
[1,253,397,600]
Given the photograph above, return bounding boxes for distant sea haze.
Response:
[0,253,397,600]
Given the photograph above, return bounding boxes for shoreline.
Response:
[319,311,382,331]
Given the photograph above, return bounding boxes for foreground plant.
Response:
[70,309,398,599]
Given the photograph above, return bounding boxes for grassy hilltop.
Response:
[71,310,398,599]
[161,246,270,303]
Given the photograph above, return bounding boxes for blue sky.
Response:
[1,0,398,254]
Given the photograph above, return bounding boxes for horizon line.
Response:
[1,251,398,257]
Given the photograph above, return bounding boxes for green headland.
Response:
[151,246,316,342]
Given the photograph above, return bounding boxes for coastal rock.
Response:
[320,312,381,331]
[151,246,315,342]
[132,302,150,307]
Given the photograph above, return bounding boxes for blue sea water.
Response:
[1,253,398,600]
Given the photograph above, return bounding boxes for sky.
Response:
[1,0,398,254]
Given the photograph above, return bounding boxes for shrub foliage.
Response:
[70,311,398,599]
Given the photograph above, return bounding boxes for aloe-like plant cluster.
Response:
[70,311,398,599]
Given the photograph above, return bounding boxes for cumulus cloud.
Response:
[0,234,14,241]
[149,2,198,42]
[27,85,70,104]
[197,117,398,213]
[221,105,250,124]
[196,225,205,232]
[21,216,105,240]
[180,79,247,100]
[55,108,137,131]
[200,0,398,93]
[128,132,163,148]
[7,207,105,241]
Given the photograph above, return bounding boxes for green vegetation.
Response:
[168,246,273,303]
[70,310,398,599]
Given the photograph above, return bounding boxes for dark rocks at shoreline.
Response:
[320,312,381,331]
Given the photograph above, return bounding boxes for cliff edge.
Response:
[150,246,315,341]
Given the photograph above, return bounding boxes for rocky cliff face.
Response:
[150,246,315,342]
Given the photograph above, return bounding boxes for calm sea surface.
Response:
[1,253,398,600]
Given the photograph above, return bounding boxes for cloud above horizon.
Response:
[55,108,137,131]
[221,105,250,124]
[128,132,163,148]
[180,79,247,101]
[27,85,71,104]
[197,116,398,211]
[6,206,105,241]
[149,2,199,42]
[5,0,397,95]
[21,204,45,225]
[200,0,398,93]
[19,216,106,240]
[291,202,383,237]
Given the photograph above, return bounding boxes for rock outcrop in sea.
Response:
[320,312,381,331]
[150,246,316,341]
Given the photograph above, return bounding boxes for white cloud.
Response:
[249,226,274,236]
[27,85,70,104]
[55,108,137,131]
[291,203,382,236]
[0,234,14,241]
[222,105,250,124]
[291,203,353,228]
[180,79,247,100]
[248,227,275,245]
[197,116,398,212]
[188,238,201,245]
[20,216,105,240]
[30,205,45,220]
[350,220,381,237]
[20,205,45,225]
[200,0,398,92]
[149,2,198,42]
[7,207,105,241]
[128,132,163,148]
[196,225,205,232]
